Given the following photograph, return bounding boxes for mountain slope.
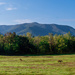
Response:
[0,22,75,36]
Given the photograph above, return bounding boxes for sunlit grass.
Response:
[0,55,75,75]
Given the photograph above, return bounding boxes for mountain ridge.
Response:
[0,22,75,36]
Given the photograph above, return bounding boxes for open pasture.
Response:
[0,55,75,75]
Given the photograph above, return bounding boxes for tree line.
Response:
[0,32,75,55]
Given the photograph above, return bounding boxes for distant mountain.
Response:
[0,22,75,36]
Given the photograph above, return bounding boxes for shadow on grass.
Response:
[0,53,75,56]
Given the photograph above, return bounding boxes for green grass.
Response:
[0,55,75,75]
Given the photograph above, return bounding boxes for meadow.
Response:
[0,55,75,75]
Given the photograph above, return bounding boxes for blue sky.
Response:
[0,0,75,28]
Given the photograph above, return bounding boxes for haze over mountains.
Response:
[0,22,75,36]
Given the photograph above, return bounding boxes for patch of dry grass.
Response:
[0,55,75,75]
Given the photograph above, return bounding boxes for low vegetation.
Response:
[0,32,74,74]
[0,55,75,75]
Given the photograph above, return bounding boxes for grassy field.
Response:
[0,55,75,75]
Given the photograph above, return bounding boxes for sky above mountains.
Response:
[0,0,75,28]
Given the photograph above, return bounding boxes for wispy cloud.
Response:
[6,7,17,10]
[14,19,32,24]
[0,2,17,11]
[0,2,6,5]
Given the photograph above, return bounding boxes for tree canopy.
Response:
[0,32,75,55]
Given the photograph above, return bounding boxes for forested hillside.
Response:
[0,22,75,36]
[0,32,75,55]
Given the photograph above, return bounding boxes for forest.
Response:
[0,32,75,55]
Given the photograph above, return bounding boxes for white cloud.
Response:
[0,2,6,5]
[14,19,32,24]
[6,7,17,10]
